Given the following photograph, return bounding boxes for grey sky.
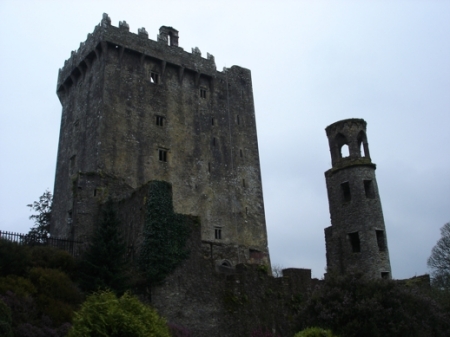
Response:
[0,1,449,279]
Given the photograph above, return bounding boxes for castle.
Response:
[50,14,394,335]
[51,13,269,268]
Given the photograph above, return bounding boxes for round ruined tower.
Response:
[324,118,392,279]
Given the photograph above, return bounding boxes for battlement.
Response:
[57,13,216,94]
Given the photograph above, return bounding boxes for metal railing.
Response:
[0,230,82,256]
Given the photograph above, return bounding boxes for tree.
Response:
[78,199,128,294]
[27,190,52,242]
[428,222,450,289]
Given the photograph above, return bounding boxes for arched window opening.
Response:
[357,131,370,158]
[341,144,350,158]
[335,133,349,158]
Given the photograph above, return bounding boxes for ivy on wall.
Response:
[138,181,191,285]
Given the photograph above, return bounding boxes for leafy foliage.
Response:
[78,199,129,294]
[428,222,450,290]
[27,190,52,241]
[0,240,80,336]
[301,273,450,337]
[0,239,31,277]
[139,181,191,285]
[68,290,171,337]
[294,327,336,337]
[0,298,13,337]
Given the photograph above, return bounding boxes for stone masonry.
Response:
[324,118,392,279]
[51,14,270,268]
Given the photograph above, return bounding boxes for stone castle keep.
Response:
[50,14,393,335]
[51,13,269,268]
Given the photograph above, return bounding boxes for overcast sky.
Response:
[0,1,449,279]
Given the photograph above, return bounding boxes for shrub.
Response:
[302,273,450,337]
[294,327,335,337]
[0,239,31,277]
[0,298,13,337]
[68,290,171,337]
[0,275,36,297]
[30,246,76,279]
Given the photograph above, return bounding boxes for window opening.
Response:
[340,144,350,158]
[243,179,246,187]
[156,115,164,126]
[150,72,159,84]
[240,149,243,158]
[381,272,389,279]
[348,232,361,253]
[215,228,222,240]
[200,88,207,98]
[376,230,386,251]
[237,115,240,125]
[94,188,97,196]
[208,162,211,172]
[341,181,351,202]
[245,207,248,214]
[211,117,214,126]
[364,180,375,199]
[158,149,167,162]
[213,137,216,146]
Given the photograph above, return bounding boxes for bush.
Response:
[0,239,31,277]
[0,298,13,337]
[0,275,36,297]
[294,327,335,337]
[30,246,76,279]
[302,273,450,337]
[68,290,171,337]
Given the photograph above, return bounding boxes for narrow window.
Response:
[213,137,216,146]
[376,230,386,251]
[158,149,167,162]
[341,181,351,202]
[208,162,211,172]
[215,228,222,240]
[200,88,207,98]
[155,115,164,126]
[240,149,243,158]
[211,117,215,126]
[364,180,375,199]
[93,188,97,196]
[237,115,240,125]
[381,272,389,279]
[242,179,246,187]
[150,72,159,84]
[348,232,360,253]
[245,207,248,214]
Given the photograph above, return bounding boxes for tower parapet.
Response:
[324,119,392,279]
[57,13,216,96]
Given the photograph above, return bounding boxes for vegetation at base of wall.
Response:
[77,199,129,295]
[68,290,171,337]
[0,298,13,337]
[300,273,450,337]
[294,327,336,337]
[138,181,191,286]
[0,239,80,337]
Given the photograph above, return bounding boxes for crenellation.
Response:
[119,20,129,31]
[138,27,148,38]
[192,46,201,57]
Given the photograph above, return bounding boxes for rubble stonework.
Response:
[51,14,270,268]
[324,118,392,279]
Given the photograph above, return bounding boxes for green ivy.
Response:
[138,181,191,285]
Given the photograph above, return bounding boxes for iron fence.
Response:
[0,230,82,256]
